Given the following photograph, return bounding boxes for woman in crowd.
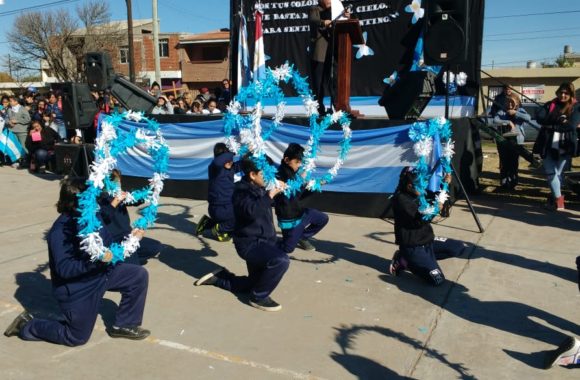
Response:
[25,119,61,174]
[533,82,579,210]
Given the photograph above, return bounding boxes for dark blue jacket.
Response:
[47,213,112,305]
[232,178,277,255]
[274,162,308,222]
[46,102,63,124]
[208,152,240,207]
[99,196,131,243]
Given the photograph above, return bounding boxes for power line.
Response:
[481,56,559,67]
[486,9,580,19]
[485,26,580,37]
[485,33,580,42]
[0,0,80,18]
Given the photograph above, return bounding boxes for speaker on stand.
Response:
[424,0,470,119]
[85,52,115,91]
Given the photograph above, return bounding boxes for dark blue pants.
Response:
[576,256,580,293]
[19,264,148,346]
[280,208,329,253]
[400,239,461,286]
[209,204,235,234]
[32,149,51,167]
[216,242,289,301]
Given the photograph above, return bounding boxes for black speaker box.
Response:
[424,0,469,65]
[110,75,157,114]
[55,143,95,177]
[61,83,99,129]
[379,71,436,120]
[85,52,115,91]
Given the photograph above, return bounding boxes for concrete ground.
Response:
[1,166,578,380]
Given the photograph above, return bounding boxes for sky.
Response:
[0,0,579,70]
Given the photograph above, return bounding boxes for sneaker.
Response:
[4,311,33,337]
[544,336,580,369]
[250,296,282,312]
[297,238,315,251]
[194,267,225,286]
[388,250,407,276]
[10,162,19,169]
[107,326,150,340]
[38,165,46,174]
[212,224,232,242]
[195,215,210,236]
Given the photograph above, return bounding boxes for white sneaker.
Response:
[544,336,580,368]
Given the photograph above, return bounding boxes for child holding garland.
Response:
[196,143,241,242]
[194,155,289,312]
[390,167,461,286]
[4,177,151,344]
[274,143,329,252]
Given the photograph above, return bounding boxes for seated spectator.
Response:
[202,99,221,115]
[217,79,231,105]
[191,101,204,114]
[151,95,174,115]
[42,111,59,134]
[196,87,211,105]
[25,119,61,174]
[173,98,189,115]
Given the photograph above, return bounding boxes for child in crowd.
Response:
[196,143,240,242]
[3,177,151,345]
[274,143,329,252]
[390,167,460,286]
[492,93,532,190]
[99,169,161,264]
[194,155,289,312]
[25,119,61,174]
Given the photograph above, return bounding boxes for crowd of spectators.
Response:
[0,78,232,173]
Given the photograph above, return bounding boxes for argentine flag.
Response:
[237,13,251,90]
[252,7,266,82]
[0,117,25,163]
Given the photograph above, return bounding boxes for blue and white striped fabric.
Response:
[0,118,25,163]
[115,119,420,194]
[245,95,475,118]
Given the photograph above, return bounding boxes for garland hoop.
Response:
[76,111,169,264]
[408,117,455,220]
[224,62,352,197]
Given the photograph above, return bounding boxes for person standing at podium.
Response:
[309,0,350,115]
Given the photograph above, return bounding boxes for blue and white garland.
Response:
[76,111,169,264]
[408,117,454,220]
[224,62,352,197]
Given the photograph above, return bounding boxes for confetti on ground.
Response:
[418,327,428,334]
[345,277,353,282]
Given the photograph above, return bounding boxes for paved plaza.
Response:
[1,167,578,379]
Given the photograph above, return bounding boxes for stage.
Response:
[119,114,482,218]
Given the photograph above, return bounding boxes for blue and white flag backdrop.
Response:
[115,119,419,194]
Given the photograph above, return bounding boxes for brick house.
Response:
[178,29,230,97]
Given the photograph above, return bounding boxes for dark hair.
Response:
[110,169,122,182]
[396,166,417,193]
[555,82,576,117]
[282,143,304,162]
[213,142,230,157]
[241,154,260,176]
[56,177,87,214]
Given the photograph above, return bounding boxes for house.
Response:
[178,29,230,96]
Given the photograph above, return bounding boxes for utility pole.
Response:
[126,0,136,83]
[7,54,12,78]
[152,0,161,86]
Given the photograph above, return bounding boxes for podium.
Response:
[334,19,364,116]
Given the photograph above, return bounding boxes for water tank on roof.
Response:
[564,45,573,54]
[526,61,538,69]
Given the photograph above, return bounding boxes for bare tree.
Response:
[7,0,123,82]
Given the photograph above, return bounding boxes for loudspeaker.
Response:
[85,52,115,91]
[61,83,99,129]
[55,143,95,177]
[379,71,436,120]
[424,0,469,65]
[110,75,157,114]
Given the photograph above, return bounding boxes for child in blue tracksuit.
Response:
[274,143,328,252]
[390,167,461,286]
[4,177,151,345]
[194,156,289,312]
[196,143,241,242]
[99,169,161,265]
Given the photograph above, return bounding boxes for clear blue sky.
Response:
[0,0,579,69]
